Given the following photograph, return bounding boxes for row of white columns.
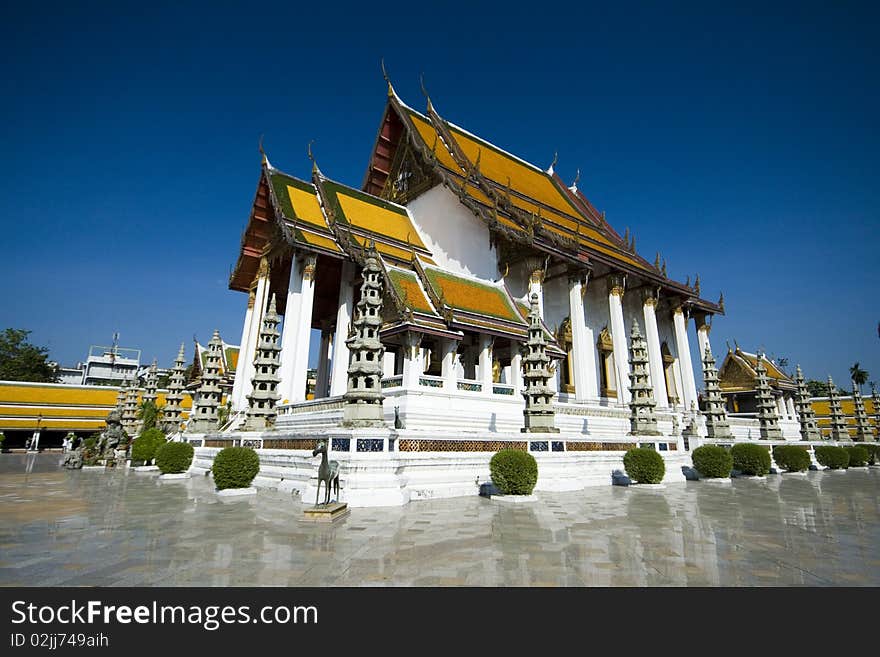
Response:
[232,252,356,410]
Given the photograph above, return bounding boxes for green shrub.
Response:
[845,445,869,467]
[131,428,166,464]
[773,445,811,472]
[623,448,665,484]
[489,449,539,495]
[864,444,879,465]
[692,445,733,479]
[731,443,771,476]
[815,445,850,470]
[212,447,260,490]
[155,441,194,474]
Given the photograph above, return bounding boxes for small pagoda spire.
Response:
[342,252,386,427]
[187,330,223,433]
[701,345,732,439]
[793,365,821,441]
[826,376,849,441]
[627,318,660,435]
[143,359,158,407]
[521,293,558,433]
[851,380,872,442]
[122,376,139,437]
[244,295,282,431]
[754,353,782,439]
[162,343,187,432]
[115,378,127,415]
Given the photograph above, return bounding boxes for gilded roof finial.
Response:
[694,274,701,296]
[419,72,434,113]
[718,291,725,312]
[654,252,661,269]
[630,234,636,252]
[258,134,267,166]
[685,274,690,288]
[307,140,321,177]
[547,151,558,175]
[661,259,667,277]
[381,58,395,98]
[569,168,580,192]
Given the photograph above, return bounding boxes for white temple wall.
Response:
[542,276,568,333]
[406,185,499,281]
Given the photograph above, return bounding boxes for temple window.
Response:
[597,327,617,398]
[557,318,575,394]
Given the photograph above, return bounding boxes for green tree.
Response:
[137,400,159,432]
[850,362,869,392]
[0,329,58,382]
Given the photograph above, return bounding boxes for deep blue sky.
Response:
[1,1,877,388]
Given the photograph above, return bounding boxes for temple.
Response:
[226,84,722,439]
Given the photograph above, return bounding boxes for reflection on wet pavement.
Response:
[1,454,878,586]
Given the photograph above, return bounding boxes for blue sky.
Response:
[1,1,877,388]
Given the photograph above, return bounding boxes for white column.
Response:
[402,333,423,388]
[568,274,598,402]
[329,261,355,397]
[510,343,523,394]
[607,276,630,405]
[672,306,698,411]
[478,335,493,393]
[278,252,316,404]
[383,351,396,378]
[314,330,332,398]
[777,396,787,420]
[441,339,458,391]
[236,261,270,410]
[786,396,797,420]
[642,293,668,409]
[230,289,255,410]
[694,312,713,374]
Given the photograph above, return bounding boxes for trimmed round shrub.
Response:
[489,449,538,495]
[845,445,869,467]
[815,445,850,470]
[155,441,194,474]
[773,445,811,473]
[692,445,733,479]
[731,443,771,476]
[131,428,166,465]
[623,448,665,484]
[212,446,260,491]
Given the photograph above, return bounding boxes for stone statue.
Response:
[312,440,340,506]
[62,436,84,470]
[97,410,127,461]
[394,406,405,429]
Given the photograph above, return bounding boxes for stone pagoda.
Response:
[115,379,127,416]
[701,345,732,440]
[793,365,820,441]
[342,254,386,427]
[121,377,140,437]
[627,318,660,435]
[162,343,187,432]
[872,383,880,440]
[851,381,872,442]
[244,294,282,431]
[522,292,558,433]
[754,353,782,440]
[826,376,849,441]
[143,359,158,408]
[188,330,223,433]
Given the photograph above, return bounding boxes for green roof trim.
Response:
[422,267,524,324]
[267,170,315,222]
[320,179,410,217]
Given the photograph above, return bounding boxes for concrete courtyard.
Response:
[1,453,878,586]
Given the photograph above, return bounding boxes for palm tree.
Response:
[850,362,869,393]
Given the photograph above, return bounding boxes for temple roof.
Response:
[364,88,722,314]
[194,338,240,376]
[717,347,795,393]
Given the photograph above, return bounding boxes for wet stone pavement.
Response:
[1,454,879,586]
